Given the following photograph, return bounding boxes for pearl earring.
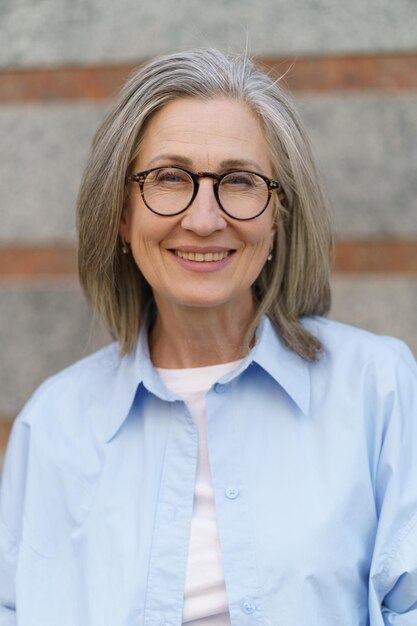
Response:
[121,239,130,254]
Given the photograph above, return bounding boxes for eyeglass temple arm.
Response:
[269,180,281,190]
[127,173,145,183]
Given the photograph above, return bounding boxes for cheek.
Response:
[130,210,170,246]
[129,214,175,279]
[240,221,275,249]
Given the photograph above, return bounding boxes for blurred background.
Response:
[1,0,417,466]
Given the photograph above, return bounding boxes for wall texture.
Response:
[2,0,417,64]
[1,0,416,466]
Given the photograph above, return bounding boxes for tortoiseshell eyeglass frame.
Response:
[127,166,284,221]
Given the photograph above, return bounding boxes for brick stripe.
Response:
[0,241,417,280]
[332,240,417,274]
[0,64,133,103]
[0,421,12,458]
[0,246,77,280]
[260,52,417,93]
[1,52,417,103]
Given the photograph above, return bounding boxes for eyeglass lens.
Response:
[141,167,270,218]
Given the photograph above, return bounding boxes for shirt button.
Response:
[241,599,257,614]
[225,486,239,499]
[214,382,226,393]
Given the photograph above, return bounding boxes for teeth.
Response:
[175,250,230,262]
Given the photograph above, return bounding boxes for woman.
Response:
[1,48,416,626]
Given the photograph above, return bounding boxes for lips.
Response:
[174,250,230,262]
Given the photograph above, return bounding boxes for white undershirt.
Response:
[157,360,243,626]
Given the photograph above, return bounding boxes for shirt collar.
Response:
[104,319,179,442]
[248,316,311,416]
[104,315,311,442]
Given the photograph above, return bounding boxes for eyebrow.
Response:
[147,154,193,166]
[147,154,264,171]
[220,158,263,171]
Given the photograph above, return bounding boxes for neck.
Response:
[149,296,256,368]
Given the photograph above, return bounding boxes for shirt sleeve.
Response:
[0,520,17,625]
[369,341,417,624]
[0,419,30,625]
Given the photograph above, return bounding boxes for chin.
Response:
[164,288,253,312]
[174,296,232,309]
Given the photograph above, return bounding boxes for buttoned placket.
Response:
[143,399,198,626]
[205,382,266,626]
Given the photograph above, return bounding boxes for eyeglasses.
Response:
[127,166,283,221]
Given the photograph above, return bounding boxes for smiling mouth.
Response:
[174,250,231,262]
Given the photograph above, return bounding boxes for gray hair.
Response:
[77,48,333,360]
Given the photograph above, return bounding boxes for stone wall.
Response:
[1,0,416,466]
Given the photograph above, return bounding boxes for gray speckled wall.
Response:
[1,0,417,66]
[0,0,416,435]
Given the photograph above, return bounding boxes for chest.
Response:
[18,383,377,625]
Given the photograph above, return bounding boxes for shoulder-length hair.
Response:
[77,48,333,361]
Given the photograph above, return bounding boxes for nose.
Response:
[180,179,227,235]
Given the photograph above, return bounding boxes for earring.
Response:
[267,253,273,262]
[121,238,130,254]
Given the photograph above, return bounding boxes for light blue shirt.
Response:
[1,316,417,626]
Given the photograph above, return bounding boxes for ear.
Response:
[278,189,287,205]
[270,210,277,240]
[269,228,276,254]
[119,203,132,244]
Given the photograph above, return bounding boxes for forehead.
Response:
[137,97,271,172]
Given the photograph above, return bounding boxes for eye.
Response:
[152,168,191,185]
[222,172,263,189]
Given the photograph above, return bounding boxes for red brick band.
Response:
[0,246,77,280]
[1,52,417,103]
[0,241,417,281]
[260,52,417,93]
[332,240,417,274]
[0,421,12,457]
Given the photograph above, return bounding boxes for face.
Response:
[120,97,276,317]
